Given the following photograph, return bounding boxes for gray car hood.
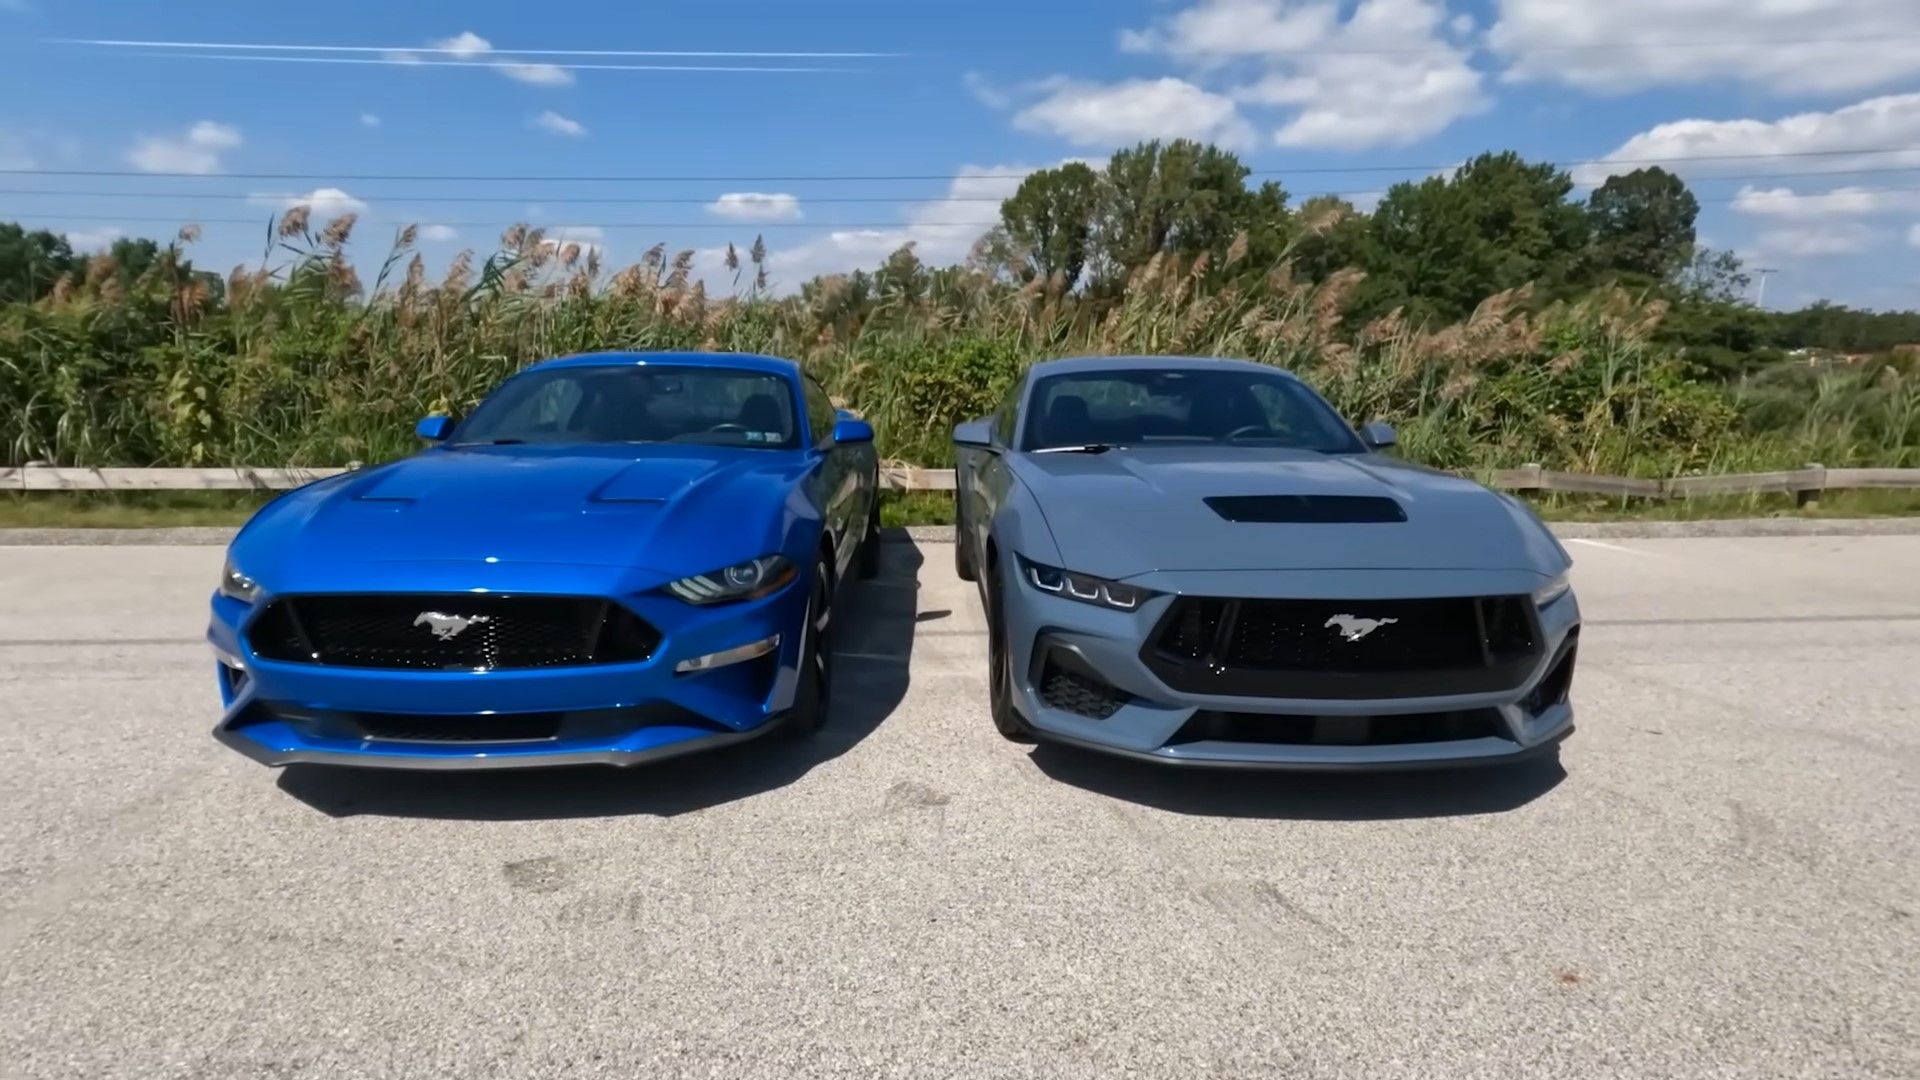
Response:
[1011,446,1566,577]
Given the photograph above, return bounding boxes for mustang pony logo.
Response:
[1324,614,1398,642]
[413,612,492,641]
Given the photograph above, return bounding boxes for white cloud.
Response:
[126,120,242,174]
[1754,224,1879,258]
[383,50,422,65]
[1120,1,1485,150]
[419,31,574,85]
[1491,0,1920,95]
[499,62,574,86]
[1013,77,1254,148]
[64,227,124,251]
[248,187,369,217]
[1573,93,1920,187]
[432,31,492,59]
[1910,224,1920,249]
[539,225,605,261]
[533,110,587,137]
[419,224,459,242]
[718,163,1045,293]
[360,113,381,128]
[1732,186,1910,221]
[708,193,803,222]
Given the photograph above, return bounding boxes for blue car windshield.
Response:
[452,366,800,449]
[1023,368,1365,453]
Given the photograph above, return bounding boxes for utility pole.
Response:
[1753,267,1780,309]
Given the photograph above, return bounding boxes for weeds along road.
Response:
[0,536,1916,1079]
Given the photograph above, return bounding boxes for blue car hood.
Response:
[238,444,806,579]
[1013,446,1567,578]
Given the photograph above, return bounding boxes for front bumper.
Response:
[998,567,1580,771]
[206,570,810,770]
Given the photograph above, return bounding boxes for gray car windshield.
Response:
[1023,368,1365,453]
[452,366,800,449]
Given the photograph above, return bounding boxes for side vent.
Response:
[1203,495,1406,524]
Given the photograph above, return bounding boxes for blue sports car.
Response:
[208,351,881,770]
[954,356,1579,771]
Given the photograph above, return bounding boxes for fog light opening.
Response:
[675,634,781,676]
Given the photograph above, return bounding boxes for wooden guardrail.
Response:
[4,464,1916,500]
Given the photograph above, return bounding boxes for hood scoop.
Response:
[1204,494,1406,524]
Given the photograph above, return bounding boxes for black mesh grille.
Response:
[1144,595,1540,699]
[1039,664,1128,720]
[247,594,658,671]
[1168,708,1509,747]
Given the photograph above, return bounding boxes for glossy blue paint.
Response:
[831,417,875,445]
[414,415,454,441]
[210,352,880,770]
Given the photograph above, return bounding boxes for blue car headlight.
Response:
[1017,555,1156,611]
[665,554,797,604]
[218,557,260,603]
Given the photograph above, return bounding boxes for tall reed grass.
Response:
[3,213,1915,474]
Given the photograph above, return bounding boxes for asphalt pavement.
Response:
[0,536,1916,1079]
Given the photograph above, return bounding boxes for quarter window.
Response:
[803,377,837,445]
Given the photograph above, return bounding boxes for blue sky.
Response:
[4,0,1920,310]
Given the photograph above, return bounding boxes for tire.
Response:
[954,495,977,582]
[857,495,882,580]
[984,558,1035,742]
[783,554,834,738]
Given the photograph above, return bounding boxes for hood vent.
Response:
[1204,495,1406,524]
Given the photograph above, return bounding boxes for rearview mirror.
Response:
[416,415,454,441]
[1360,421,1397,450]
[831,417,874,445]
[953,419,995,450]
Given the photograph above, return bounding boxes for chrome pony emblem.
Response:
[413,612,492,641]
[1324,614,1397,643]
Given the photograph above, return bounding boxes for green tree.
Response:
[998,161,1102,289]
[1365,152,1590,321]
[0,222,77,302]
[1586,167,1699,280]
[1095,139,1289,286]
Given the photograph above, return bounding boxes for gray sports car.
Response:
[953,356,1579,770]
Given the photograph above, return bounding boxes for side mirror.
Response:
[1360,421,1397,451]
[415,415,454,442]
[953,418,995,450]
[830,417,874,445]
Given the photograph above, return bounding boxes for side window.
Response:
[992,378,1024,446]
[802,377,837,445]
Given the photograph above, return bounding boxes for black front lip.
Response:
[212,709,793,771]
[1029,724,1574,773]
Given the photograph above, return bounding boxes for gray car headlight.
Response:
[665,554,796,604]
[1533,572,1571,609]
[218,557,260,603]
[1018,555,1155,611]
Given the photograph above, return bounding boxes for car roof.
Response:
[1024,355,1303,381]
[524,351,802,378]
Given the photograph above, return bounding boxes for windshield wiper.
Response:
[453,438,526,446]
[1032,443,1123,455]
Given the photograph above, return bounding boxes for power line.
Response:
[9,146,1920,184]
[58,38,898,58]
[14,183,1915,232]
[8,166,1920,207]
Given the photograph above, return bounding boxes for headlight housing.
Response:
[1533,571,1571,609]
[665,554,796,604]
[218,557,260,603]
[1017,555,1155,611]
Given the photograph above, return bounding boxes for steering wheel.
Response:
[1223,424,1271,441]
[706,423,749,434]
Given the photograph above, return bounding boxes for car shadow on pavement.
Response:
[275,542,924,820]
[1026,744,1567,821]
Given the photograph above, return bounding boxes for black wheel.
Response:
[954,495,977,582]
[857,495,882,580]
[783,554,834,738]
[985,559,1035,742]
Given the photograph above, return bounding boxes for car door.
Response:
[960,377,1025,565]
[802,376,861,580]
